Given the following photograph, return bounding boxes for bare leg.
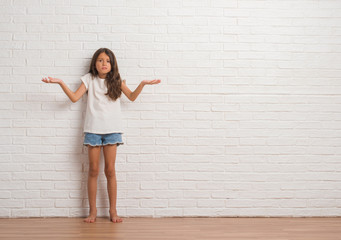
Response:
[103,144,123,223]
[84,145,101,223]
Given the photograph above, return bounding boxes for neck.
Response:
[98,73,106,79]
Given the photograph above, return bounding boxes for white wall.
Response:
[1,0,341,218]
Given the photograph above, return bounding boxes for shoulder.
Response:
[81,73,93,89]
[81,73,93,80]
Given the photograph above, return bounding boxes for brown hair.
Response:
[88,48,122,101]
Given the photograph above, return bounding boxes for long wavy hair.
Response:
[88,48,122,101]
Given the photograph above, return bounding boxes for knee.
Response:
[105,167,116,179]
[89,166,99,178]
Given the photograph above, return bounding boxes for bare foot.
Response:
[84,210,97,223]
[110,210,123,223]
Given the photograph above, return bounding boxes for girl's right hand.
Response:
[41,76,62,84]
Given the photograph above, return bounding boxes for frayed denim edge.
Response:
[83,142,124,147]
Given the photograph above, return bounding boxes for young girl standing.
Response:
[42,48,161,223]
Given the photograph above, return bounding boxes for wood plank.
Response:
[0,217,340,240]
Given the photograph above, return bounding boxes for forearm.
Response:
[130,82,145,101]
[58,80,76,102]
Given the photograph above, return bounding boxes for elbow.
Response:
[129,94,136,102]
[71,94,78,103]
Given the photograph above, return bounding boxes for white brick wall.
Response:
[1,0,341,217]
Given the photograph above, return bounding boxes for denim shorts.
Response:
[83,132,124,147]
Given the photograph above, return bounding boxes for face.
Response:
[96,52,111,78]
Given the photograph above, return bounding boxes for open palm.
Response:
[41,76,61,84]
[142,79,161,85]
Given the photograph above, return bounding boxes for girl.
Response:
[42,48,161,223]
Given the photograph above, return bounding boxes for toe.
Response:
[84,217,96,223]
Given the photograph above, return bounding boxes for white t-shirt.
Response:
[81,73,123,134]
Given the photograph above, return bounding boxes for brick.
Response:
[0,199,24,208]
[12,209,40,217]
[41,208,69,217]
[140,182,167,190]
[12,190,40,199]
[56,199,82,208]
[26,182,53,190]
[41,172,69,180]
[140,199,167,208]
[169,199,195,207]
[0,190,11,198]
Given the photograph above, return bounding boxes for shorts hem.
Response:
[83,142,124,147]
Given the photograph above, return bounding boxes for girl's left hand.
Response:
[41,76,62,84]
[142,79,161,85]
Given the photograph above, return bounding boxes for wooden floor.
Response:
[0,217,340,240]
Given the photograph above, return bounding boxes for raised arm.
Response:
[42,77,87,103]
[121,79,161,102]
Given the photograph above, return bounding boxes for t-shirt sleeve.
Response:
[81,73,91,90]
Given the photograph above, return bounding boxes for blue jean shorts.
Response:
[83,132,124,147]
